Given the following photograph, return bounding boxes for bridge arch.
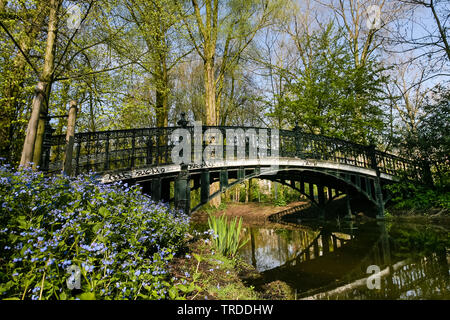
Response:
[172,165,384,218]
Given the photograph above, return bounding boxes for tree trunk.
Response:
[155,59,169,128]
[204,53,221,207]
[21,0,60,167]
[20,81,47,166]
[204,56,216,126]
[1,1,46,163]
[62,100,78,175]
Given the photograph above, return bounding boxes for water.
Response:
[238,219,450,300]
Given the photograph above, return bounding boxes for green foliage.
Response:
[207,214,248,258]
[273,23,388,144]
[0,163,190,300]
[273,197,287,207]
[386,179,450,211]
[393,227,450,257]
[398,85,450,187]
[203,202,227,215]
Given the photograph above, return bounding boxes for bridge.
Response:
[41,114,427,217]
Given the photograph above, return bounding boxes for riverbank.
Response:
[191,201,310,226]
[193,199,450,224]
[167,201,307,300]
[168,236,294,300]
[173,200,450,300]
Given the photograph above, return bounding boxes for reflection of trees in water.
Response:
[240,227,321,272]
[239,222,450,299]
[240,227,354,272]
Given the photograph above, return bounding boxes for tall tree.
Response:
[20,0,62,167]
[178,0,279,125]
[0,0,47,163]
[120,0,189,128]
[277,23,388,144]
[395,0,450,64]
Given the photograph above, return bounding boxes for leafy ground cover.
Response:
[0,163,190,300]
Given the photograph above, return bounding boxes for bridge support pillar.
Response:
[201,170,210,205]
[313,238,319,258]
[322,232,330,254]
[318,184,325,220]
[368,145,386,219]
[238,167,245,180]
[151,177,162,201]
[161,179,171,202]
[309,183,314,202]
[220,169,228,191]
[374,180,385,219]
[345,189,353,220]
[175,165,190,214]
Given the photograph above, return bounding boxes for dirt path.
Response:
[191,201,310,227]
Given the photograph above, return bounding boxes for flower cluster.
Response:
[0,163,190,300]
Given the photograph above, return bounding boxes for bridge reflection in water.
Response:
[239,221,450,299]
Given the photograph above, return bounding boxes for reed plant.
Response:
[207,214,248,258]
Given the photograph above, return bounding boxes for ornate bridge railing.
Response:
[44,124,422,180]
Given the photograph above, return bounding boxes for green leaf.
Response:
[78,292,96,300]
[98,207,109,217]
[193,253,202,263]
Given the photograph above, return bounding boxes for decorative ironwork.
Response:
[45,121,422,181]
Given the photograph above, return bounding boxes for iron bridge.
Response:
[42,116,427,217]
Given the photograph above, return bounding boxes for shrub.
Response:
[0,163,190,300]
[386,179,450,211]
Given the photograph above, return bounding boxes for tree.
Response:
[400,84,450,186]
[317,0,404,68]
[177,0,280,125]
[1,0,129,167]
[276,23,389,144]
[20,0,62,167]
[386,59,430,136]
[118,0,190,128]
[392,0,450,80]
[0,0,47,164]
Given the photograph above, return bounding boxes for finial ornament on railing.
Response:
[177,112,189,128]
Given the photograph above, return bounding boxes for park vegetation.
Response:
[0,0,449,299]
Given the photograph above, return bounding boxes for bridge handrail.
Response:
[44,124,420,179]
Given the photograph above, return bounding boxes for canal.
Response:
[237,218,450,299]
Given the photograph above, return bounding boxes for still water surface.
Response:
[238,219,450,299]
